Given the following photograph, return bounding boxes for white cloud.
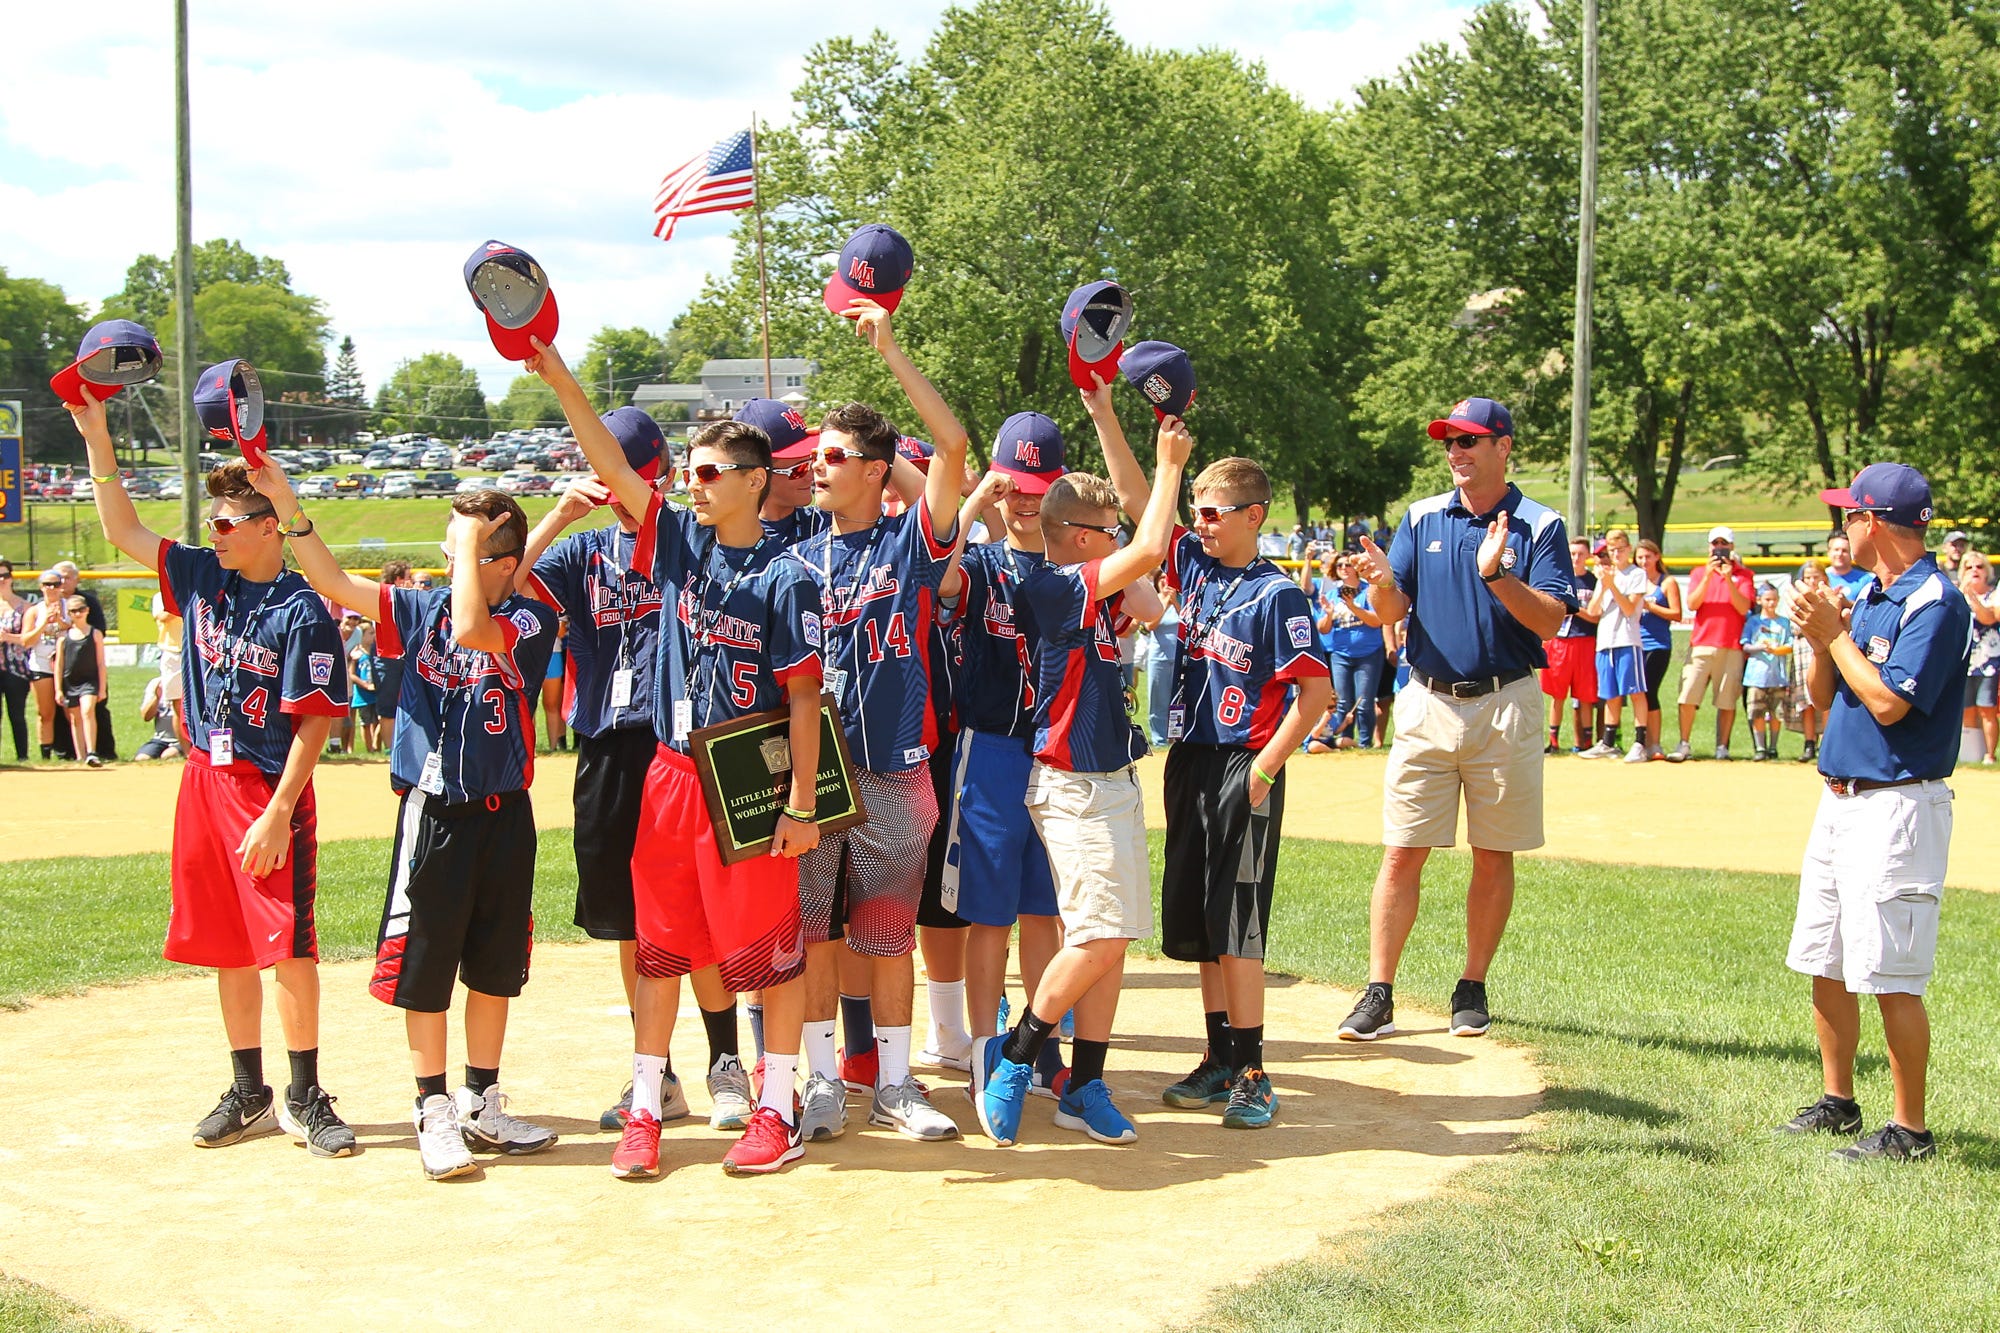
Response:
[0,0,1477,405]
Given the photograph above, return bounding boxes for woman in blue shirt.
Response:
[1311,553,1386,748]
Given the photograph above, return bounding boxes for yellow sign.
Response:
[119,588,159,644]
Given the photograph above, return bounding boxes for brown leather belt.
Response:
[1824,776,1929,797]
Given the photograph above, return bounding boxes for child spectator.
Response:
[349,623,379,754]
[1786,560,1828,761]
[1740,582,1795,760]
[134,674,187,761]
[58,595,106,767]
[1635,539,1681,761]
[1541,537,1599,754]
[1958,551,2000,762]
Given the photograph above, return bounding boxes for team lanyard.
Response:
[1169,557,1266,719]
[212,572,276,726]
[992,543,1036,728]
[681,533,771,724]
[816,519,888,693]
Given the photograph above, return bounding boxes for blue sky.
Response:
[0,1,1481,400]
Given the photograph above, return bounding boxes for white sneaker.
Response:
[415,1093,477,1180]
[454,1084,557,1155]
[1713,745,1731,761]
[914,1032,973,1072]
[707,1055,754,1131]
[1622,743,1649,763]
[1577,739,1619,759]
[868,1074,960,1141]
[799,1072,848,1142]
[1666,741,1692,763]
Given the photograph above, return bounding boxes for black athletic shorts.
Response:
[1160,742,1284,963]
[918,732,969,931]
[370,788,537,1011]
[572,725,654,939]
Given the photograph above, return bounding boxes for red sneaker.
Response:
[722,1105,804,1176]
[611,1109,661,1179]
[751,1055,765,1100]
[838,1045,878,1095]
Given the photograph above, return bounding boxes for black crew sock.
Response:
[286,1048,319,1103]
[701,1003,741,1067]
[1827,1093,1859,1111]
[746,1003,766,1059]
[1204,1009,1232,1064]
[466,1065,499,1095]
[1071,1039,1109,1089]
[1001,1010,1056,1067]
[1548,723,1560,745]
[1606,726,1621,750]
[1634,725,1649,748]
[230,1047,263,1097]
[416,1072,448,1104]
[1577,726,1594,750]
[1233,1025,1265,1073]
[840,993,874,1057]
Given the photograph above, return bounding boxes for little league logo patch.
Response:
[1286,615,1313,649]
[309,652,335,686]
[1867,636,1892,663]
[801,611,822,647]
[1141,373,1172,404]
[1500,545,1518,571]
[509,609,542,639]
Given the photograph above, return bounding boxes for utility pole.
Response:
[173,0,198,543]
[1567,0,1600,539]
[607,351,615,411]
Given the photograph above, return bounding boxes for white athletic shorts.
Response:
[1786,780,1950,996]
[1025,761,1152,946]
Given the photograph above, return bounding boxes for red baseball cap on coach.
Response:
[464,240,560,361]
[1426,396,1514,439]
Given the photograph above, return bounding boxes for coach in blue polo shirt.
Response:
[1779,462,1968,1162]
[1339,397,1575,1044]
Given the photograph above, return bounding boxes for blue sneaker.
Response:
[972,1037,1032,1146]
[1060,1008,1075,1040]
[997,993,1011,1032]
[1053,1078,1137,1144]
[1221,1068,1276,1129]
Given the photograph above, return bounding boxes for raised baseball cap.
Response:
[1426,396,1514,440]
[823,224,913,316]
[49,319,163,407]
[1062,280,1133,390]
[733,398,811,455]
[601,407,665,484]
[895,435,934,470]
[192,359,270,468]
[1707,525,1735,544]
[990,412,1067,495]
[1820,462,1935,528]
[464,240,559,361]
[1122,340,1197,419]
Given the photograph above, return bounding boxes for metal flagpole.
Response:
[750,114,775,399]
[173,0,199,543]
[1567,0,1600,539]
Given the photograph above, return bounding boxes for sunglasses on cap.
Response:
[1061,520,1122,538]
[1192,503,1252,524]
[203,509,275,535]
[688,461,754,485]
[437,541,521,566]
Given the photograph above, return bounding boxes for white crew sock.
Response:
[632,1053,668,1120]
[804,1021,839,1082]
[926,978,969,1050]
[876,1025,912,1089]
[760,1052,799,1125]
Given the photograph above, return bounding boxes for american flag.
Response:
[652,129,757,241]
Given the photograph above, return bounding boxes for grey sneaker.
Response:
[1448,979,1491,1037]
[1667,741,1692,763]
[707,1055,754,1131]
[416,1093,477,1180]
[799,1072,848,1142]
[454,1084,557,1155]
[600,1082,633,1132]
[193,1084,276,1148]
[1779,1094,1863,1136]
[869,1074,960,1141]
[1577,739,1619,759]
[1834,1121,1936,1162]
[1713,745,1730,761]
[277,1085,357,1158]
[1337,982,1396,1041]
[1622,742,1649,763]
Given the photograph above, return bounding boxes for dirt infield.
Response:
[0,951,1539,1332]
[13,749,2000,889]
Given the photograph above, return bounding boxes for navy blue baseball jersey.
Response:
[1020,559,1145,773]
[789,502,957,772]
[158,539,348,774]
[929,596,964,735]
[1165,531,1329,748]
[526,522,663,738]
[1556,568,1598,639]
[957,540,1048,741]
[1818,556,1970,783]
[632,496,824,753]
[376,584,558,802]
[1390,483,1576,680]
[761,504,832,549]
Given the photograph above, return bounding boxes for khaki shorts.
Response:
[1382,674,1544,851]
[1786,781,1949,995]
[1678,645,1745,709]
[1025,762,1152,946]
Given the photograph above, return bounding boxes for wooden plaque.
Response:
[687,695,867,864]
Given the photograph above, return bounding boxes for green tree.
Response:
[664,306,753,383]
[324,336,367,442]
[497,373,565,431]
[100,238,297,331]
[373,353,489,439]
[0,266,91,462]
[576,326,668,412]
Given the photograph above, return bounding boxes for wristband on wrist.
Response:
[1252,763,1278,785]
[283,508,314,538]
[782,805,816,822]
[90,472,120,485]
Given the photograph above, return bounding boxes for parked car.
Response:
[497,472,549,495]
[381,475,417,498]
[337,472,377,495]
[362,449,393,468]
[386,449,421,469]
[157,477,183,500]
[454,476,491,495]
[124,478,160,499]
[419,447,453,470]
[297,476,339,499]
[353,431,377,445]
[415,471,459,496]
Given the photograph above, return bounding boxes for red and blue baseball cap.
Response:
[896,435,935,471]
[733,398,812,457]
[823,224,913,316]
[1062,280,1133,390]
[991,412,1067,495]
[1820,462,1935,527]
[1426,396,1514,439]
[193,359,270,468]
[602,407,665,485]
[1122,341,1196,419]
[49,320,163,407]
[464,240,559,361]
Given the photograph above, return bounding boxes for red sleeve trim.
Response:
[524,571,562,614]
[632,494,664,577]
[1166,527,1190,594]
[281,689,348,717]
[917,496,958,560]
[1273,650,1332,682]
[1078,561,1102,629]
[375,585,404,659]
[774,651,824,687]
[156,539,181,616]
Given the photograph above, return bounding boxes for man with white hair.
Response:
[1670,526,1756,761]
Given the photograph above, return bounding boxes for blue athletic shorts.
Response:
[1595,644,1646,699]
[942,728,1059,927]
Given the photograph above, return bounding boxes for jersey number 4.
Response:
[863,612,912,663]
[239,687,269,728]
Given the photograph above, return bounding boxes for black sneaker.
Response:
[1834,1121,1936,1162]
[193,1084,277,1148]
[1337,983,1396,1041]
[278,1085,357,1158]
[1797,741,1818,763]
[1778,1094,1862,1136]
[1544,741,1561,756]
[1449,979,1491,1037]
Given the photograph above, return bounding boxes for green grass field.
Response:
[4,826,1997,1329]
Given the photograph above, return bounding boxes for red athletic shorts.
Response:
[1540,636,1599,705]
[166,749,319,970]
[632,744,807,993]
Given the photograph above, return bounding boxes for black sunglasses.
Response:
[1062,520,1122,538]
